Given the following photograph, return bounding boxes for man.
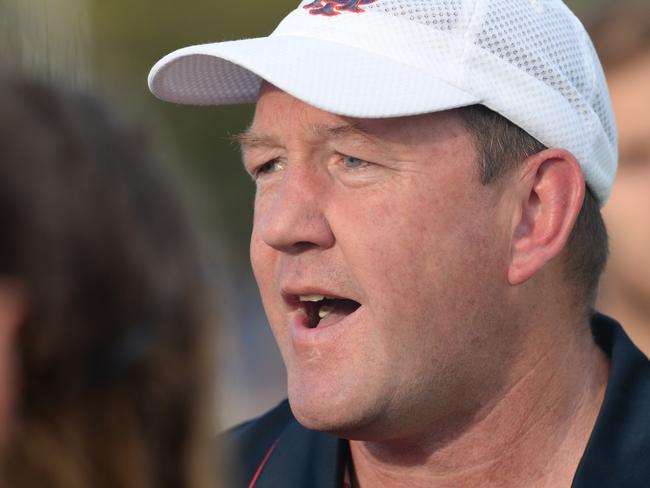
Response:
[149,1,650,486]
[589,1,650,356]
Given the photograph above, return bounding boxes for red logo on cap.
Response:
[304,0,378,16]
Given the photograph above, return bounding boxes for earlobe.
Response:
[507,149,585,286]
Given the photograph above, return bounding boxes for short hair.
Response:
[458,105,608,309]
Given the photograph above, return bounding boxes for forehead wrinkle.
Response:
[309,122,361,139]
[307,121,394,154]
[233,120,365,149]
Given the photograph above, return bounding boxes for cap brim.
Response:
[148,35,479,118]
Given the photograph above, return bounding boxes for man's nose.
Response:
[257,169,335,253]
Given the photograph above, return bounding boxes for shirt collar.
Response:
[251,419,349,488]
[572,313,650,487]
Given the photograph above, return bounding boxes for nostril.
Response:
[286,241,322,255]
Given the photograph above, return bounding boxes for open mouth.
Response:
[298,294,361,329]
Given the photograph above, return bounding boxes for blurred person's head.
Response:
[0,76,216,487]
[589,0,650,354]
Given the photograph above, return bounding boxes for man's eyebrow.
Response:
[231,122,375,149]
[229,130,280,150]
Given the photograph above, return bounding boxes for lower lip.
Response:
[290,306,364,347]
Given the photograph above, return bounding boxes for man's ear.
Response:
[507,148,585,286]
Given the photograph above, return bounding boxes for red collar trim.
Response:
[248,438,280,488]
[248,436,352,487]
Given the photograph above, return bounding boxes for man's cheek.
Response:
[249,226,271,271]
[250,240,281,317]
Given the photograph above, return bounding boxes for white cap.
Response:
[148,0,617,204]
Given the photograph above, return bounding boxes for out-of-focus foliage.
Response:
[92,0,299,266]
[0,1,91,85]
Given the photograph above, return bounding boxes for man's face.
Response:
[245,84,516,440]
[602,51,650,307]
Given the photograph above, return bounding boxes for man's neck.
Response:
[349,319,610,488]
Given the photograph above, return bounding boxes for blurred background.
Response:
[0,0,647,429]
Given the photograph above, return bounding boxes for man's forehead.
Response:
[247,85,467,149]
[252,84,372,133]
[239,120,374,148]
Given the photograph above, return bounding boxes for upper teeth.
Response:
[299,294,335,302]
[299,294,324,302]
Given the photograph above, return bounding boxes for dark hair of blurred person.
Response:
[589,0,650,357]
[0,76,217,487]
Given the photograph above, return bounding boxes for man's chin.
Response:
[287,392,380,439]
[289,395,347,431]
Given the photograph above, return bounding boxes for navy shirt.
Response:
[224,314,650,487]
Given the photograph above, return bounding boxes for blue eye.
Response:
[254,158,283,178]
[343,155,368,169]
